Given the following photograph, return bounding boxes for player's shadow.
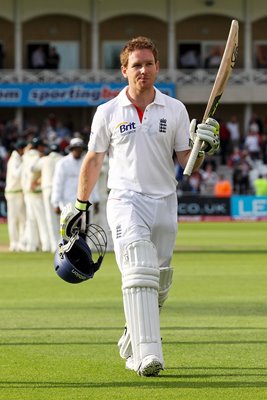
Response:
[2,372,267,389]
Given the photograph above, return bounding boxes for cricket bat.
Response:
[183,19,239,176]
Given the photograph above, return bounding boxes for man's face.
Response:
[37,145,46,155]
[121,49,159,92]
[71,147,84,159]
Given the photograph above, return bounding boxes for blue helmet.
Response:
[54,224,107,284]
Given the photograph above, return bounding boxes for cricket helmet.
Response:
[54,224,107,284]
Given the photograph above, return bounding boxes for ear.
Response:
[121,65,127,78]
[156,60,160,73]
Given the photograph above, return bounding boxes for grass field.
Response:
[0,221,267,400]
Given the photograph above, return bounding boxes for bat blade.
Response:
[183,19,239,176]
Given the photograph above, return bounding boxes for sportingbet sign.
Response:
[0,83,175,107]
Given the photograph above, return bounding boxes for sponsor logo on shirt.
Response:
[115,121,136,135]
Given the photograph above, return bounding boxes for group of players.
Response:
[4,135,108,253]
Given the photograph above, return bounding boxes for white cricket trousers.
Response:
[42,187,60,252]
[24,193,50,252]
[5,192,26,251]
[106,189,178,271]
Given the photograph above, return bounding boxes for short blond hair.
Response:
[120,36,159,67]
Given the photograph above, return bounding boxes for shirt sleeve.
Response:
[174,102,191,152]
[88,106,110,152]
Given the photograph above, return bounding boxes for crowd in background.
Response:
[1,111,267,198]
[176,112,267,197]
[1,110,267,251]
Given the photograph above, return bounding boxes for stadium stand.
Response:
[1,1,267,228]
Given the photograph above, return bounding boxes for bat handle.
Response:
[183,136,202,176]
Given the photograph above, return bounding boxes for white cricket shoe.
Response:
[137,355,163,377]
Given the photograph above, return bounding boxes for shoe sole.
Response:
[138,359,163,377]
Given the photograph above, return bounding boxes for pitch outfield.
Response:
[0,221,267,400]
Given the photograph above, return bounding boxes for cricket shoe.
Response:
[117,326,132,359]
[137,355,163,377]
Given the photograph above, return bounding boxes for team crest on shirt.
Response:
[115,121,136,135]
[116,224,122,238]
[159,118,167,133]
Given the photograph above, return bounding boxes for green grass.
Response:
[0,222,267,400]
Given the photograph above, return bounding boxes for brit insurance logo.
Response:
[115,121,136,135]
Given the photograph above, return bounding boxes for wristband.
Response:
[75,199,91,211]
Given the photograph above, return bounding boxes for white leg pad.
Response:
[159,266,173,310]
[119,266,173,359]
[122,240,163,371]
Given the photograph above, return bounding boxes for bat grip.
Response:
[183,136,202,176]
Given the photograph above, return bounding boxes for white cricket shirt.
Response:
[89,86,190,198]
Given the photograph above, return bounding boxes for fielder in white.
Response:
[51,137,100,220]
[21,138,50,252]
[60,36,220,376]
[4,140,27,251]
[33,143,63,252]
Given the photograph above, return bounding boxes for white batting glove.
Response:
[190,117,220,156]
[60,200,91,241]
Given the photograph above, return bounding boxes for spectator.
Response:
[204,46,222,69]
[186,171,202,194]
[180,49,200,68]
[253,174,267,196]
[47,46,60,70]
[178,176,195,195]
[232,150,254,194]
[214,174,232,197]
[227,146,241,168]
[256,45,267,68]
[226,115,241,151]
[55,120,71,140]
[200,162,219,195]
[218,119,231,164]
[47,113,58,130]
[244,129,261,160]
[248,112,263,135]
[31,45,47,69]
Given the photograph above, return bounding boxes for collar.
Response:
[118,86,166,107]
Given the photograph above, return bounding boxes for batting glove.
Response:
[60,199,91,241]
[190,117,220,156]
